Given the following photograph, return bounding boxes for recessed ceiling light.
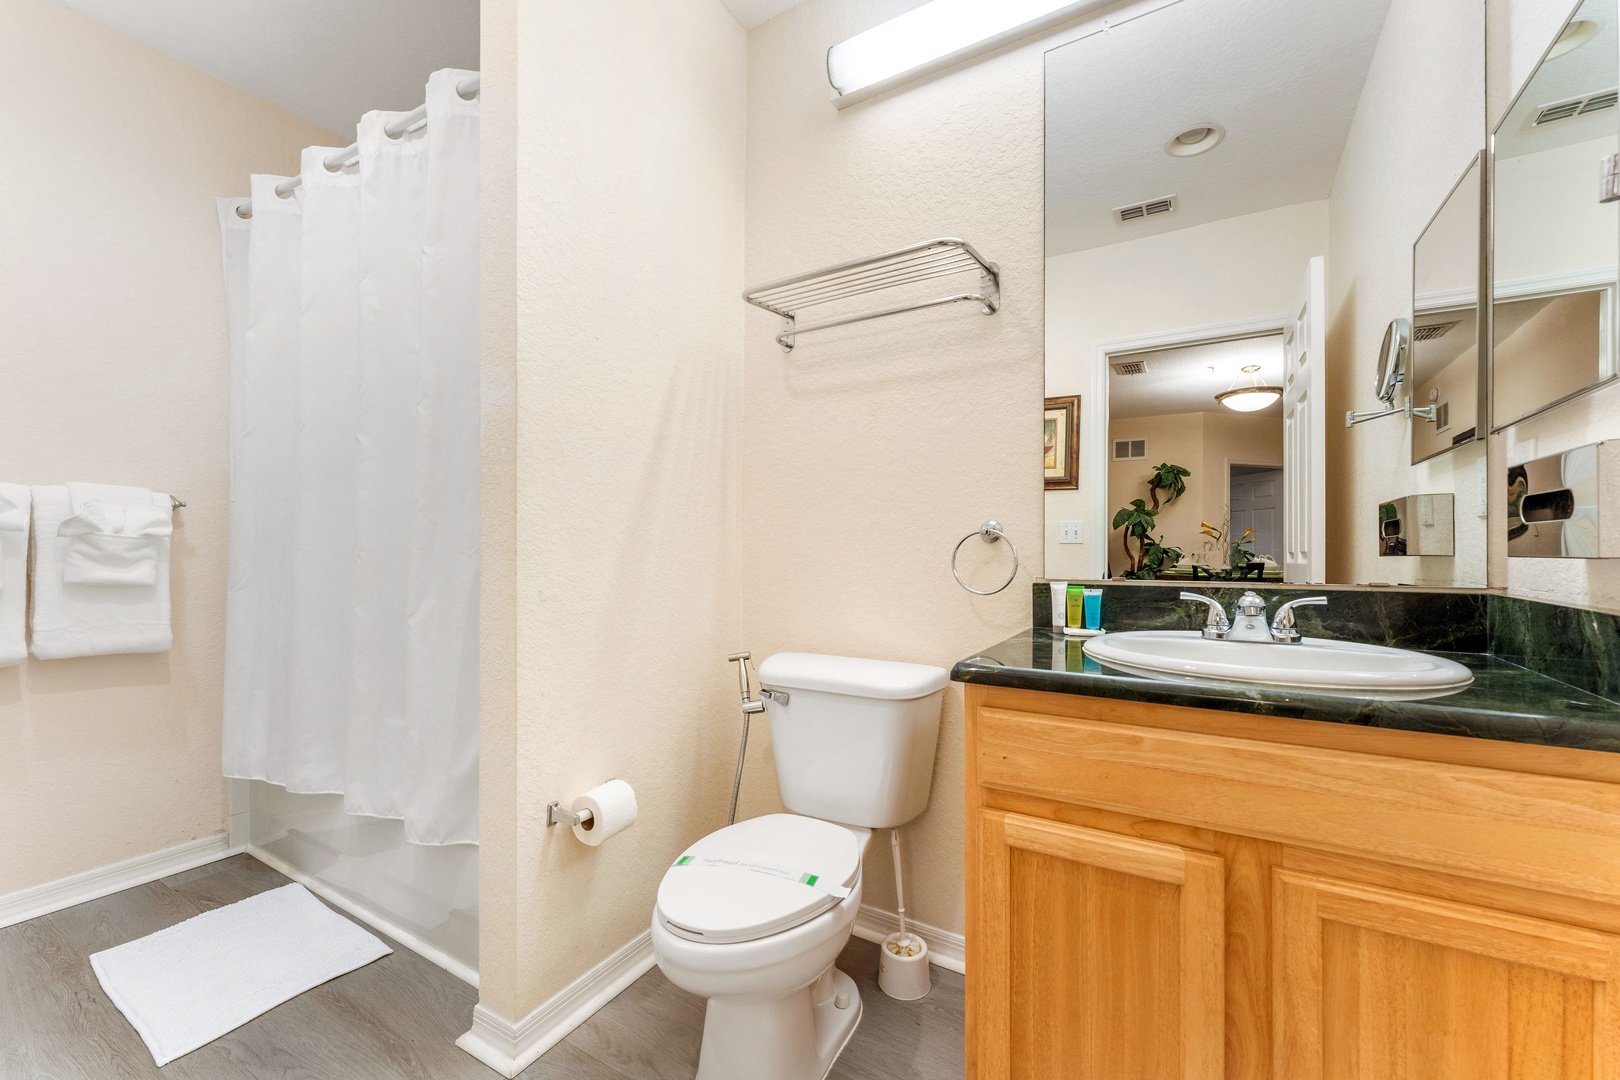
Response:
[1215,365,1282,412]
[1165,124,1225,158]
[1549,19,1598,60]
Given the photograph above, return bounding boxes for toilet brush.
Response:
[878,828,931,1000]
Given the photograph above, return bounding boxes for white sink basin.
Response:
[1082,630,1474,699]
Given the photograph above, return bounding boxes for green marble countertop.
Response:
[952,630,1620,753]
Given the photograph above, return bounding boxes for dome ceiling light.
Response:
[1215,364,1283,412]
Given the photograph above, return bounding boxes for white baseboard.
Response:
[457,930,655,1078]
[244,844,479,989]
[0,833,239,931]
[853,905,966,975]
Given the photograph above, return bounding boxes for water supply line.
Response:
[724,652,787,826]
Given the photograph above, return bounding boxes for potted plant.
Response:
[1113,462,1190,579]
[1199,515,1257,578]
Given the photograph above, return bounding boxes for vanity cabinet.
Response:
[965,684,1620,1080]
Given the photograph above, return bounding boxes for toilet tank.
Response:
[756,653,949,830]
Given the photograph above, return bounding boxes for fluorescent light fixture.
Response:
[827,0,1103,107]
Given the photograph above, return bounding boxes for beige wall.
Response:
[1046,201,1329,579]
[0,0,334,895]
[738,0,1048,940]
[1106,412,1283,573]
[1324,0,1487,589]
[477,0,747,1021]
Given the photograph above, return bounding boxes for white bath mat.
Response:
[90,882,391,1065]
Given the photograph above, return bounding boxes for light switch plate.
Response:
[1060,520,1086,544]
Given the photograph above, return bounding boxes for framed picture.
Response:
[1044,395,1080,490]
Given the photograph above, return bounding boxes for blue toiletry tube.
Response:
[1083,588,1102,630]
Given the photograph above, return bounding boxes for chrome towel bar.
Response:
[744,238,1000,351]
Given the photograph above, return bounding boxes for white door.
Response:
[1230,465,1283,563]
[1283,256,1327,583]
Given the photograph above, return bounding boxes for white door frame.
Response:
[1088,315,1289,579]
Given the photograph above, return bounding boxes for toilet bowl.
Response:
[652,814,869,1080]
[651,653,949,1080]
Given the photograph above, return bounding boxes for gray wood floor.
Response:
[0,854,964,1080]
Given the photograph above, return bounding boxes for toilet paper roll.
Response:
[571,779,637,846]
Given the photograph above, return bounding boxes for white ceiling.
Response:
[1110,335,1285,419]
[1045,0,1392,256]
[55,0,479,134]
[720,0,805,29]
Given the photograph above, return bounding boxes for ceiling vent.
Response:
[1112,358,1148,376]
[1534,89,1618,125]
[1412,321,1460,341]
[1113,195,1177,224]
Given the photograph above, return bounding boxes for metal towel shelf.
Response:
[743,238,1000,351]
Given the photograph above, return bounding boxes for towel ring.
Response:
[952,520,1019,596]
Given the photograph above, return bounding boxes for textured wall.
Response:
[0,0,334,895]
[738,0,1050,939]
[1324,0,1488,588]
[480,0,748,1018]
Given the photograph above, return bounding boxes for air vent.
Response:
[1112,359,1148,376]
[1435,401,1450,431]
[1534,89,1618,125]
[1113,195,1178,224]
[1412,321,1460,341]
[1113,438,1147,461]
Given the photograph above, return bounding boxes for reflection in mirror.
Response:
[1492,0,1619,429]
[1411,156,1482,464]
[1042,0,1486,587]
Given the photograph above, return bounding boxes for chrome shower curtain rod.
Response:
[236,75,480,218]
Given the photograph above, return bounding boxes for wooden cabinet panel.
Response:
[1274,869,1620,1080]
[973,810,1225,1080]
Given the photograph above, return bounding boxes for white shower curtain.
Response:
[217,69,480,846]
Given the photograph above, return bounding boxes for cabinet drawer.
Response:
[975,705,1620,901]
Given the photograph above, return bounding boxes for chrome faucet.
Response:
[1179,591,1328,644]
[1268,595,1328,643]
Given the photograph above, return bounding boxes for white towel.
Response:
[0,483,29,667]
[90,883,391,1066]
[58,498,173,586]
[29,485,173,659]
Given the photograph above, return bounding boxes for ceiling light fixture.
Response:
[1549,19,1598,59]
[1165,124,1225,157]
[1215,365,1283,412]
[827,0,1103,108]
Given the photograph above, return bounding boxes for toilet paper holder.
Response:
[546,801,593,830]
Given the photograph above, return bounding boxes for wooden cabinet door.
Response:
[972,810,1226,1080]
[1274,869,1620,1080]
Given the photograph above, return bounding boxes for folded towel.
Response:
[30,485,173,659]
[0,483,28,667]
[58,498,173,586]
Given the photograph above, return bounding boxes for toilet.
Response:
[651,652,949,1080]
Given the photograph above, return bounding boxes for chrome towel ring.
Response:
[952,520,1019,595]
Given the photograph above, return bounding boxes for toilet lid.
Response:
[657,815,861,944]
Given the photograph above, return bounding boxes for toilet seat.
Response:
[657,814,862,945]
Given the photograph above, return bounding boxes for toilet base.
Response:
[695,965,863,1080]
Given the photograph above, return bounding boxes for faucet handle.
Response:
[1270,596,1328,644]
[1179,592,1231,638]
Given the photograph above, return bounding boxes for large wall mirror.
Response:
[1043,0,1488,586]
[1491,0,1619,430]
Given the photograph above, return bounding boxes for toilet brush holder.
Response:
[878,932,931,1000]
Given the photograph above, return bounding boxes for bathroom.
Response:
[3,0,1620,1076]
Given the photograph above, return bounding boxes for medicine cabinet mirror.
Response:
[1411,155,1485,465]
[1490,0,1620,430]
[1042,0,1487,587]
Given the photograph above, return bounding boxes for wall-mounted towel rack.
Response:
[743,237,1000,351]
